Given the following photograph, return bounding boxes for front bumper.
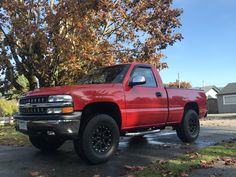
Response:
[14,111,82,139]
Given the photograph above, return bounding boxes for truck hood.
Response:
[22,83,125,111]
[23,84,116,97]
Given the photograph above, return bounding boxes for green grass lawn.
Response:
[0,124,29,146]
[132,140,236,177]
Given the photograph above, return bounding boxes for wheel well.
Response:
[81,102,122,130]
[184,102,199,115]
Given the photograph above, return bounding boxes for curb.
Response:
[205,114,236,120]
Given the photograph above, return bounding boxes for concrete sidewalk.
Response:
[207,113,236,119]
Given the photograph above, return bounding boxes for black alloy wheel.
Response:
[91,125,113,153]
[74,114,120,164]
[176,109,200,143]
[188,115,199,136]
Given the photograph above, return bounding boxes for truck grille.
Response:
[19,96,48,115]
[19,96,48,104]
[19,107,47,114]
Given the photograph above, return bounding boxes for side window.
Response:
[131,67,157,87]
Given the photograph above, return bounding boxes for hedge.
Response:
[0,98,18,117]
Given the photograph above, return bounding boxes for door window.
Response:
[131,67,157,87]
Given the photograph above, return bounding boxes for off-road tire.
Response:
[176,109,200,143]
[29,136,64,152]
[74,114,120,164]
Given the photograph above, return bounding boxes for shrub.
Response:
[0,98,18,117]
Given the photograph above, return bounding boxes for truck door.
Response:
[124,66,168,128]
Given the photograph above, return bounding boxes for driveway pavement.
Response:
[0,119,236,177]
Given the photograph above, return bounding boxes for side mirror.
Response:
[129,75,146,87]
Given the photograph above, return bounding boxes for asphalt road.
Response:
[0,120,236,177]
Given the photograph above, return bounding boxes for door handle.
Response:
[156,92,162,97]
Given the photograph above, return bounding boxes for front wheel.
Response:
[29,136,64,152]
[176,109,200,143]
[74,114,120,164]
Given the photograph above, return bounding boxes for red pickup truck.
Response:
[14,62,207,164]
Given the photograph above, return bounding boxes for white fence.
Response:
[0,117,14,125]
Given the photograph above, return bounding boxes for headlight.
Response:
[48,95,73,102]
[47,95,74,114]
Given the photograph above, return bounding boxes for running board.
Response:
[125,129,161,136]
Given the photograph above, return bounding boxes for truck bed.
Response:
[165,87,207,124]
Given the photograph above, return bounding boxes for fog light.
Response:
[47,107,73,114]
[47,108,62,114]
[53,108,62,114]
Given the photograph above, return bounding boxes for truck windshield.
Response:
[77,64,130,84]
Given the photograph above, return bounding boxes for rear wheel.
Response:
[74,114,120,164]
[176,109,200,143]
[29,136,64,152]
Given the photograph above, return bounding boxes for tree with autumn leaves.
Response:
[168,80,192,89]
[0,0,183,96]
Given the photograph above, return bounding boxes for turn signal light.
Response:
[62,107,74,113]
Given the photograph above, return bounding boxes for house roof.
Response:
[218,83,236,95]
[200,85,220,93]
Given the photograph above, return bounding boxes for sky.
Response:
[159,0,236,88]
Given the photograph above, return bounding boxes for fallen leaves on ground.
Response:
[188,152,200,160]
[217,157,236,166]
[225,159,236,166]
[124,165,146,171]
[199,160,214,168]
[0,125,29,146]
[180,171,189,176]
[29,171,40,177]
[130,140,236,177]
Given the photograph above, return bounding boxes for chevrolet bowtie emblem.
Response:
[25,103,31,108]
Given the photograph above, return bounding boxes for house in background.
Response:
[217,83,236,113]
[201,86,220,114]
[201,85,220,99]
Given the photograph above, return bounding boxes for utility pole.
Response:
[178,73,180,88]
[202,80,205,88]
